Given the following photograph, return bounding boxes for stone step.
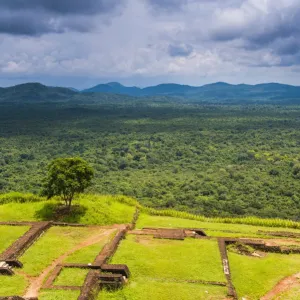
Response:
[0,262,11,269]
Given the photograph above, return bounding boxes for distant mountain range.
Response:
[82,81,300,101]
[0,82,76,102]
[1,81,300,103]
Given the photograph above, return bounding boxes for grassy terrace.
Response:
[101,282,228,300]
[0,275,28,297]
[39,290,80,300]
[2,194,300,299]
[101,234,227,300]
[54,268,89,287]
[20,226,111,276]
[136,213,300,238]
[0,195,136,225]
[0,225,30,253]
[0,225,116,297]
[229,252,300,299]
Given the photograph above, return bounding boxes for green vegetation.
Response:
[65,230,117,263]
[0,274,28,297]
[0,225,29,253]
[0,195,136,225]
[20,226,105,276]
[42,157,94,208]
[2,193,300,230]
[136,214,300,234]
[1,102,300,220]
[39,290,80,300]
[103,234,226,299]
[53,268,89,286]
[141,207,300,229]
[110,235,225,282]
[0,192,42,204]
[100,281,228,300]
[2,203,300,299]
[229,252,300,299]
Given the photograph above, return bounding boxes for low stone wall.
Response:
[154,229,186,240]
[0,222,52,261]
[0,222,36,226]
[77,228,129,300]
[43,265,63,289]
[77,270,100,300]
[94,229,126,265]
[141,227,206,239]
[101,264,130,278]
[258,230,300,238]
[224,238,300,254]
[218,238,238,299]
[0,297,27,300]
[130,208,140,230]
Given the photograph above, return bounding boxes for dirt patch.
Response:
[261,272,300,300]
[227,242,266,258]
[258,231,300,239]
[23,228,116,299]
[134,235,154,246]
[265,239,300,247]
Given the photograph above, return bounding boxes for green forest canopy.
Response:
[1,98,300,220]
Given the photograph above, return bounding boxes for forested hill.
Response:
[0,83,76,102]
[1,81,300,104]
[82,82,300,102]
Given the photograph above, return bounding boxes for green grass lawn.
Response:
[0,225,30,253]
[136,214,300,237]
[110,235,225,282]
[20,226,107,276]
[65,230,116,264]
[0,274,29,297]
[229,252,300,299]
[103,233,227,299]
[39,290,80,300]
[53,268,89,286]
[100,281,228,300]
[0,195,136,225]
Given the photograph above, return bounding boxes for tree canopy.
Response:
[2,101,300,220]
[42,157,94,208]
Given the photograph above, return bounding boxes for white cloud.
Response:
[0,0,300,88]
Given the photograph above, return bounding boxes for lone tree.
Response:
[42,157,94,208]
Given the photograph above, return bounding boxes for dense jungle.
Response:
[1,95,300,220]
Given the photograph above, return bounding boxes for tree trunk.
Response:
[68,199,72,210]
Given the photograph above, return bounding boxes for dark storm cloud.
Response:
[0,0,122,15]
[0,0,124,36]
[146,0,188,11]
[146,0,235,11]
[0,13,58,36]
[210,1,300,65]
[168,43,193,57]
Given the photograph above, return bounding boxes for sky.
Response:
[1,0,300,89]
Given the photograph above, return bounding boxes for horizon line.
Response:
[1,81,300,91]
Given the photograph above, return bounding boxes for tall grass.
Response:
[141,207,300,229]
[0,192,44,204]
